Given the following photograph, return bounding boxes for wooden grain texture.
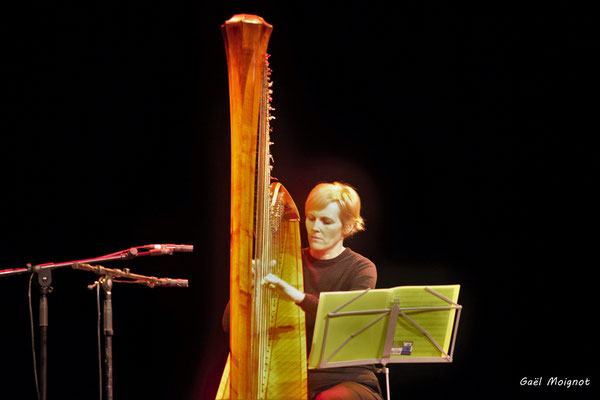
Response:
[223,14,272,399]
[218,15,307,399]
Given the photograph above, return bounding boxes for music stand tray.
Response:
[307,285,461,400]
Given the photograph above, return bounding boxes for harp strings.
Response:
[252,55,277,398]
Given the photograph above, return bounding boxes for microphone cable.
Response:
[95,281,103,400]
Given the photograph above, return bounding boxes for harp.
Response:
[216,15,308,400]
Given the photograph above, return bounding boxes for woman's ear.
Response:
[342,223,354,238]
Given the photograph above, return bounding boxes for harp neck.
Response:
[222,15,272,399]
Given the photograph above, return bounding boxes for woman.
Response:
[265,182,383,400]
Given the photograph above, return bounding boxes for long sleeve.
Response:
[300,248,377,352]
[298,258,376,317]
[298,293,319,316]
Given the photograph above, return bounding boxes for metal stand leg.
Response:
[101,277,114,400]
[376,364,390,400]
[36,268,53,400]
[39,294,48,400]
[383,366,390,400]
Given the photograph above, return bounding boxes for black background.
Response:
[1,1,596,399]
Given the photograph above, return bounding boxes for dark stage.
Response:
[1,2,595,399]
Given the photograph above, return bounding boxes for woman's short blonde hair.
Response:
[305,182,365,238]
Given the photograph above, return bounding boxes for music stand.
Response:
[307,285,462,400]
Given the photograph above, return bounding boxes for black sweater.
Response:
[299,248,381,399]
[299,247,377,352]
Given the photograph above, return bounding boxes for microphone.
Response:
[145,244,194,253]
[153,278,189,288]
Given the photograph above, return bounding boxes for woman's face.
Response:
[305,201,345,259]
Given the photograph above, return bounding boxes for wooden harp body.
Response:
[216,14,308,400]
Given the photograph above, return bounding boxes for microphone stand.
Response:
[74,262,188,400]
[0,244,192,400]
[36,266,52,400]
[101,276,114,400]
